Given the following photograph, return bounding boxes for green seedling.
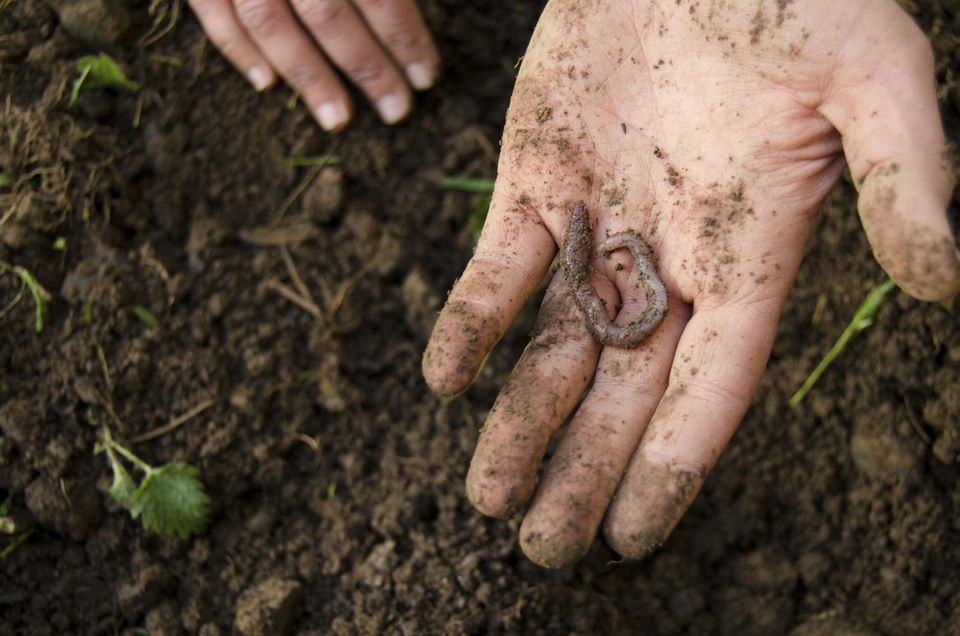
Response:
[0,171,14,188]
[0,495,32,559]
[132,304,159,334]
[82,300,94,325]
[0,495,14,534]
[1,529,31,559]
[70,53,141,109]
[51,236,66,250]
[96,427,210,539]
[441,176,495,243]
[0,261,51,332]
[279,154,340,167]
[789,277,897,406]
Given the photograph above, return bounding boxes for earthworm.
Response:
[561,201,668,348]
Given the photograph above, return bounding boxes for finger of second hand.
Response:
[465,274,602,519]
[189,0,276,90]
[290,0,412,124]
[351,0,440,90]
[517,297,689,569]
[602,298,782,560]
[232,0,351,130]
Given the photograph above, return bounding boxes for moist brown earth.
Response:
[3,0,960,634]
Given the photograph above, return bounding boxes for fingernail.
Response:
[405,62,437,90]
[315,101,349,131]
[247,66,272,92]
[376,93,411,125]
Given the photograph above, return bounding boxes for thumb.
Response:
[819,2,959,301]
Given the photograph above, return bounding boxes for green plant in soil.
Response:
[131,304,159,334]
[0,261,52,332]
[441,176,495,243]
[789,277,897,406]
[96,427,210,539]
[70,53,141,108]
[0,494,32,559]
[0,495,15,534]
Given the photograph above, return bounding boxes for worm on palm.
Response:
[561,201,668,348]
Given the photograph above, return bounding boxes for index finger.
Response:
[421,186,557,396]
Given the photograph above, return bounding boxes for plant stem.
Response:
[440,176,495,193]
[789,277,897,406]
[101,427,153,473]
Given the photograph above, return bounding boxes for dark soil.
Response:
[3,0,960,634]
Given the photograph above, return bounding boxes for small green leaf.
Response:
[51,236,66,250]
[0,171,14,188]
[132,462,210,540]
[70,53,141,108]
[0,263,51,333]
[132,304,159,333]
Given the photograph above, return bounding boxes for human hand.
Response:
[188,0,439,130]
[422,0,960,568]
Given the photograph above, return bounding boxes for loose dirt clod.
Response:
[234,577,303,636]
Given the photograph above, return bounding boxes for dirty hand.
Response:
[422,0,960,568]
[188,0,439,130]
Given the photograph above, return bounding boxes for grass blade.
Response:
[440,176,495,193]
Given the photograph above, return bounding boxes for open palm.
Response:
[423,0,960,568]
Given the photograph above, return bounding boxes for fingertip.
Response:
[858,174,960,301]
[405,62,438,91]
[422,299,502,396]
[246,65,275,92]
[465,468,524,519]
[421,336,474,397]
[314,101,351,132]
[376,91,412,125]
[520,520,591,569]
[602,460,704,561]
[601,522,664,562]
[876,238,960,302]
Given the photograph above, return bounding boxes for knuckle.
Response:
[215,34,246,58]
[283,62,325,90]
[381,26,426,54]
[343,58,390,87]
[291,0,346,30]
[233,0,282,36]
